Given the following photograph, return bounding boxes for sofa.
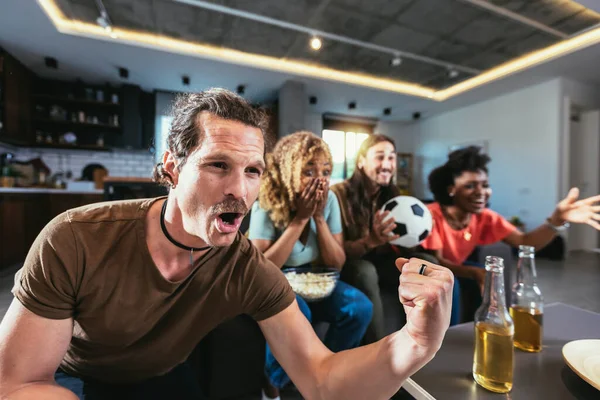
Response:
[192,241,516,399]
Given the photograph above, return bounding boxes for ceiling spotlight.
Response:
[236,85,246,95]
[448,69,459,78]
[310,36,322,51]
[309,96,318,105]
[182,75,190,86]
[44,57,58,69]
[348,102,356,110]
[383,108,391,116]
[118,67,129,79]
[390,55,402,67]
[96,15,110,30]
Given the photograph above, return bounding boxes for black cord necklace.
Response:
[160,199,210,267]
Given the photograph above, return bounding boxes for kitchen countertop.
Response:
[0,187,104,194]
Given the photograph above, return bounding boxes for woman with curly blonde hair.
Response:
[248,131,372,400]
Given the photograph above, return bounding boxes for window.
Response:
[155,115,173,162]
[322,129,369,184]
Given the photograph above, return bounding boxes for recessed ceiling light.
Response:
[448,69,459,78]
[310,37,322,51]
[44,56,58,69]
[383,108,391,115]
[118,67,129,79]
[390,55,402,67]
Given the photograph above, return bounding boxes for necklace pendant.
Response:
[464,231,472,241]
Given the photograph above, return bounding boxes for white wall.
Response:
[408,78,563,229]
[304,113,323,136]
[562,78,600,110]
[375,121,417,154]
[559,79,600,199]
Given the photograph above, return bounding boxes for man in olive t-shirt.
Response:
[0,89,454,400]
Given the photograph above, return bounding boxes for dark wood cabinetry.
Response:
[0,192,103,269]
[0,49,33,144]
[32,78,123,150]
[0,49,155,152]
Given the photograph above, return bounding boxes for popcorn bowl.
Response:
[282,266,340,302]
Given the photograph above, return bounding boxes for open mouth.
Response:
[216,212,243,233]
[220,212,241,225]
[470,199,487,207]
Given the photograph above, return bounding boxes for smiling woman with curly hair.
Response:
[248,131,373,400]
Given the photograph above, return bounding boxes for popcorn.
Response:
[284,271,337,301]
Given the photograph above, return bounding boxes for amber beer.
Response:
[510,245,544,352]
[473,256,514,393]
[510,306,543,352]
[473,322,514,393]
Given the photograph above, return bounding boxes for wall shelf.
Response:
[33,94,121,108]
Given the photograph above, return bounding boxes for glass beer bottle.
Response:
[473,256,514,393]
[510,245,543,352]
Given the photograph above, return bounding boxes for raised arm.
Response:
[0,300,76,399]
[258,257,453,400]
[504,189,600,249]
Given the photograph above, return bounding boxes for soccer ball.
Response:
[381,196,432,248]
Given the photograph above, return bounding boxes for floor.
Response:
[1,251,599,400]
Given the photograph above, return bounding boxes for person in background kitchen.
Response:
[0,88,453,400]
[422,146,600,322]
[248,131,372,400]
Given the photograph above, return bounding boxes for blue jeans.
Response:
[265,280,373,388]
[55,362,205,399]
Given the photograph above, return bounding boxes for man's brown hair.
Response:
[152,88,269,186]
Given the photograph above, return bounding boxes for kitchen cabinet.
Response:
[0,48,33,144]
[0,191,103,270]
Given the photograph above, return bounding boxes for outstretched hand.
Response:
[552,188,600,230]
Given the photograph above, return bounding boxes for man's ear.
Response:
[357,155,365,170]
[162,150,179,187]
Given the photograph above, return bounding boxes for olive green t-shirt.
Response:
[12,197,295,383]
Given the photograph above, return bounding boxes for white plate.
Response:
[562,339,600,391]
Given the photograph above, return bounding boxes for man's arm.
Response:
[258,258,453,400]
[0,299,77,400]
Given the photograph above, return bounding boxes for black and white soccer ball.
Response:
[381,196,432,248]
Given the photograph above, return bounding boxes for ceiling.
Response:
[0,0,599,120]
[53,0,600,90]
